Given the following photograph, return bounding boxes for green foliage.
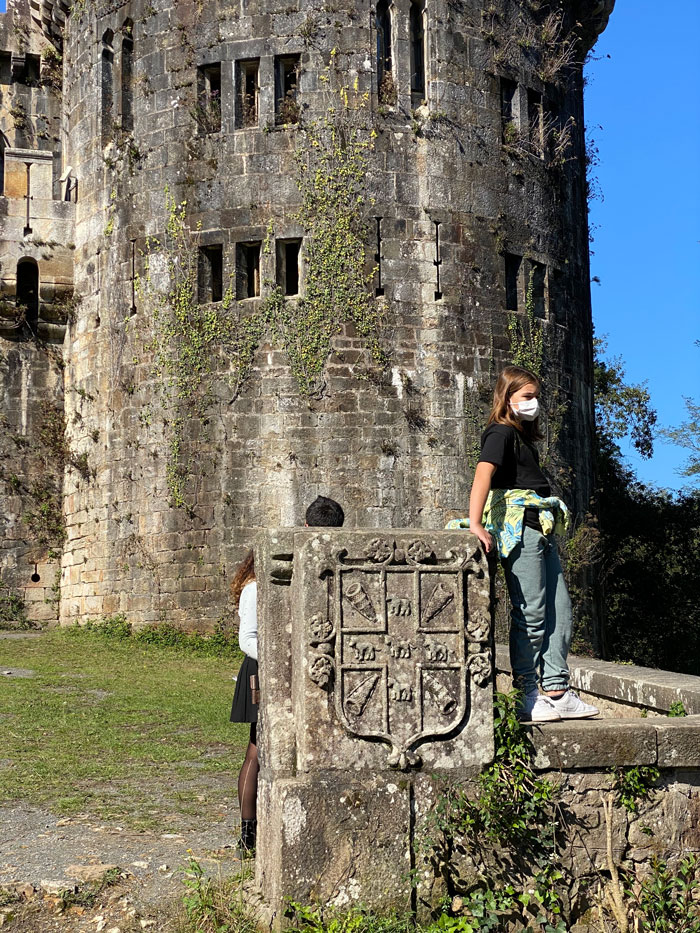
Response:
[420,692,567,932]
[139,189,238,510]
[630,854,700,933]
[668,701,687,718]
[141,73,387,509]
[58,867,121,910]
[594,342,700,673]
[507,270,544,377]
[0,628,248,828]
[610,765,660,814]
[290,902,415,933]
[0,578,28,628]
[661,343,700,485]
[464,386,486,477]
[179,858,257,933]
[69,614,243,660]
[40,44,63,92]
[22,476,65,548]
[285,72,386,393]
[594,337,656,460]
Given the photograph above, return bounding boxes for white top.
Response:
[238,580,258,660]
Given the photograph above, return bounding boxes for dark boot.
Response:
[237,818,257,858]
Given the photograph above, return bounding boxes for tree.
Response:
[593,337,656,460]
[661,340,700,486]
[593,340,700,674]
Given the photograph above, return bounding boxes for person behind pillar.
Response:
[464,365,599,724]
[229,495,345,856]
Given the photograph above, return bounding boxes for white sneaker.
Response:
[518,690,561,723]
[547,689,599,719]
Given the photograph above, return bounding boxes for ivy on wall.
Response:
[138,64,387,511]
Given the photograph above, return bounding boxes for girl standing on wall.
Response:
[230,551,258,856]
[466,365,599,723]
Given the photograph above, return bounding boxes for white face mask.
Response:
[510,398,540,421]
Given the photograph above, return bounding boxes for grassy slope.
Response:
[0,630,249,831]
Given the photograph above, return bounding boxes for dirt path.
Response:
[0,803,244,931]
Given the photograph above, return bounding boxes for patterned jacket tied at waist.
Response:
[445,488,570,558]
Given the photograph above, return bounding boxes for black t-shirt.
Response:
[478,423,550,530]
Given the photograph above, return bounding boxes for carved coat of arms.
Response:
[306,537,491,770]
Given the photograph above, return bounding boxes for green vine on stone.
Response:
[271,60,386,396]
[507,269,544,377]
[139,68,388,510]
[138,189,238,512]
[419,692,568,932]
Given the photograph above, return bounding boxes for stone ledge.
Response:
[530,719,658,770]
[495,644,700,715]
[529,715,700,770]
[655,717,700,768]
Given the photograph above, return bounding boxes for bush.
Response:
[69,615,243,660]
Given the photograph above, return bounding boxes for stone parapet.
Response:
[255,528,493,920]
[496,643,700,716]
[530,717,700,770]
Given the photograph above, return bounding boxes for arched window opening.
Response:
[17,259,39,333]
[101,29,114,145]
[376,1,395,105]
[121,20,134,133]
[410,0,427,105]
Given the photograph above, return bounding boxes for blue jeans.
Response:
[502,525,572,694]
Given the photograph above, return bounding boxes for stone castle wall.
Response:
[0,0,73,624]
[0,0,614,627]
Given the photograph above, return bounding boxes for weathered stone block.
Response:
[532,720,658,770]
[655,717,700,767]
[257,773,414,916]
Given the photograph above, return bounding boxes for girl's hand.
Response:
[471,523,493,554]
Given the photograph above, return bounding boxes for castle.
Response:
[0,0,614,629]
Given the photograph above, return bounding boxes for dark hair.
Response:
[305,495,344,527]
[487,365,543,441]
[230,550,255,607]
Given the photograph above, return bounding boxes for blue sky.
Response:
[1,0,696,488]
[585,0,700,491]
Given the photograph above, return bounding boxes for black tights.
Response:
[238,723,258,821]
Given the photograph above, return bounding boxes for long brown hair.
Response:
[230,550,255,607]
[487,365,543,441]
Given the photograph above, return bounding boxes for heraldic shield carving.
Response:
[305,536,491,770]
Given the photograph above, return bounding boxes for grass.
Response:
[0,627,249,830]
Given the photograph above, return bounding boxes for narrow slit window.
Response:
[500,77,518,144]
[526,260,546,318]
[409,0,426,105]
[275,55,300,125]
[101,30,114,145]
[277,239,301,296]
[198,244,223,303]
[549,268,566,326]
[197,63,222,134]
[236,59,259,128]
[121,20,134,133]
[0,52,11,86]
[504,253,521,311]
[236,242,261,299]
[374,216,384,297]
[25,54,40,84]
[376,0,394,105]
[527,89,543,156]
[17,258,39,332]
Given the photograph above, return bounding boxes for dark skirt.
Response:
[230,655,259,723]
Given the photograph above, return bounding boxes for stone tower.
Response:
[0,0,614,629]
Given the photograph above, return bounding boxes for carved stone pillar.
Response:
[255,529,494,922]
